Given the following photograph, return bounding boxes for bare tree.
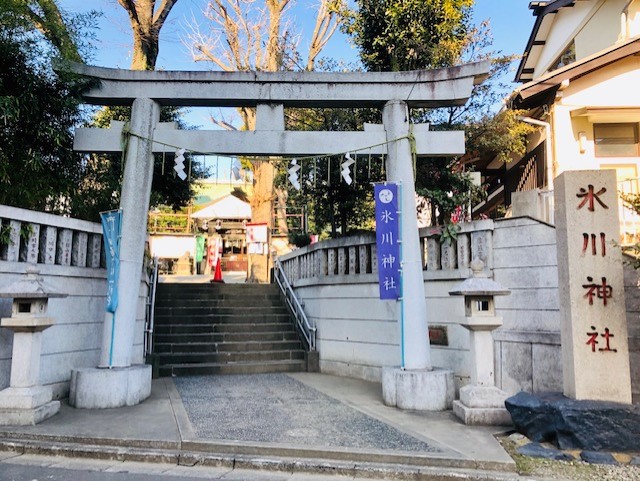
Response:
[117,0,179,70]
[188,0,343,231]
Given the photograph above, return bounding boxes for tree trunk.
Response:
[275,187,289,235]
[117,0,178,71]
[131,25,159,70]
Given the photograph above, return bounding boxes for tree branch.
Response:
[117,0,140,24]
[153,0,179,27]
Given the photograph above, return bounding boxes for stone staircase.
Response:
[153,283,307,377]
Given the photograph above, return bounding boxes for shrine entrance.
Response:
[69,61,489,408]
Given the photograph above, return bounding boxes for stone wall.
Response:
[625,264,640,403]
[492,217,563,394]
[0,205,149,399]
[280,216,640,402]
[280,221,495,387]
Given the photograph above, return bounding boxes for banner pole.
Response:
[398,182,405,370]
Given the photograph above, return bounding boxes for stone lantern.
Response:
[449,259,511,425]
[0,265,66,425]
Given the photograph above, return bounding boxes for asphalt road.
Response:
[0,454,360,481]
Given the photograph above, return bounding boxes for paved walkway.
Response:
[0,373,518,480]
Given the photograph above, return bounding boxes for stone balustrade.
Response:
[279,219,495,285]
[420,219,494,275]
[280,234,377,284]
[0,205,104,269]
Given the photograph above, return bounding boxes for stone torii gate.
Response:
[69,62,488,409]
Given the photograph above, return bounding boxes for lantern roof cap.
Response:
[449,259,511,297]
[0,265,67,299]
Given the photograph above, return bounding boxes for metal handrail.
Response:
[274,258,316,351]
[144,256,160,356]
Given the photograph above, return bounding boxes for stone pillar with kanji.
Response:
[555,170,632,404]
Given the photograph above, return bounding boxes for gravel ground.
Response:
[499,435,640,481]
[174,373,440,452]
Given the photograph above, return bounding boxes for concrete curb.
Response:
[0,437,521,481]
[0,430,514,472]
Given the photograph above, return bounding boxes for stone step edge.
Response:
[156,349,305,356]
[0,437,518,480]
[164,359,307,368]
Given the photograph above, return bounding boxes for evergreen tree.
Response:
[0,24,92,213]
[346,2,533,224]
[346,0,473,71]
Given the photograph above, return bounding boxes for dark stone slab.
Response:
[631,456,640,466]
[580,451,618,465]
[517,442,575,461]
[505,392,640,452]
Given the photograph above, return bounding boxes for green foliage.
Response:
[0,28,94,214]
[277,153,384,238]
[0,0,99,62]
[19,223,33,240]
[415,159,484,224]
[288,231,312,248]
[345,10,535,224]
[280,105,384,238]
[345,0,474,71]
[438,221,460,245]
[620,191,640,269]
[621,191,640,215]
[0,223,11,246]
[465,109,536,164]
[70,106,209,221]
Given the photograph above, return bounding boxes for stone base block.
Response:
[69,365,152,409]
[460,384,508,408]
[454,385,511,425]
[0,385,59,425]
[0,400,60,426]
[305,350,320,373]
[453,400,512,426]
[0,386,52,409]
[382,367,454,411]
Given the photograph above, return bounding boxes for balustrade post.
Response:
[371,244,378,274]
[305,254,311,278]
[359,245,368,274]
[338,248,346,275]
[319,250,328,276]
[56,229,73,266]
[39,226,57,264]
[24,224,40,264]
[426,237,441,271]
[441,241,457,270]
[328,249,336,276]
[348,246,356,275]
[457,234,470,269]
[72,232,88,267]
[6,221,21,262]
[471,230,493,269]
[88,234,102,268]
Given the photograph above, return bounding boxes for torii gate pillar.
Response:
[381,100,455,411]
[69,98,158,409]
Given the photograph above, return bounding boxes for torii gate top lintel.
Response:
[68,61,489,109]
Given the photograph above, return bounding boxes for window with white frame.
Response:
[594,123,639,157]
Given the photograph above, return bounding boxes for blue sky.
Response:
[62,0,536,75]
[59,0,537,178]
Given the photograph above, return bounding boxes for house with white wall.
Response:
[477,0,640,239]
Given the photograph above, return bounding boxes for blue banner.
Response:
[374,183,401,300]
[101,210,122,313]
